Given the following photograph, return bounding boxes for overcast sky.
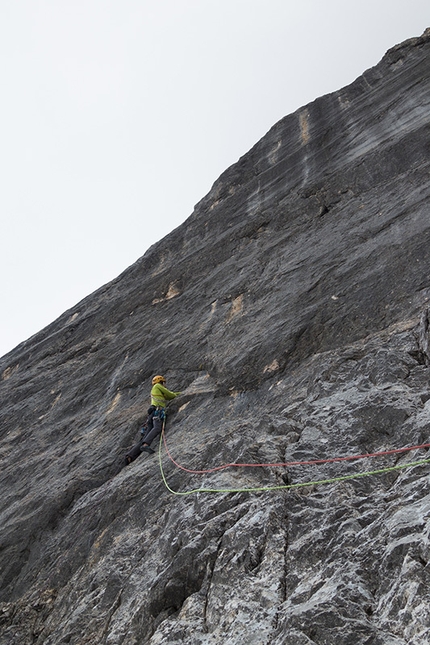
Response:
[1,0,429,359]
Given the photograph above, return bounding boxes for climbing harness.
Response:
[154,407,166,421]
[158,427,430,496]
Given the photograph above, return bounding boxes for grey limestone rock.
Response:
[1,28,430,645]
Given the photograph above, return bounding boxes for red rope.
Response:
[162,430,430,475]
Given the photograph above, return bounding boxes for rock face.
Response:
[1,29,430,645]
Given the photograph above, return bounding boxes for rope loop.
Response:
[158,428,430,496]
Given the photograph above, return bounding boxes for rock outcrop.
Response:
[1,29,430,645]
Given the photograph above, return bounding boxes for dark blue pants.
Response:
[142,412,164,446]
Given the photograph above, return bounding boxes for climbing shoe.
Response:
[141,445,155,454]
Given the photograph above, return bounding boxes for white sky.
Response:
[1,0,429,359]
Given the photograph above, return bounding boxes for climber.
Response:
[140,375,181,454]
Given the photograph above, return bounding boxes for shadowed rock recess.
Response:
[2,29,430,645]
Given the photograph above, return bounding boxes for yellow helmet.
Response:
[152,375,166,385]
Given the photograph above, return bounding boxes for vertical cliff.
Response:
[1,29,430,645]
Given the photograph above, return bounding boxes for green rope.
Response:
[157,434,430,495]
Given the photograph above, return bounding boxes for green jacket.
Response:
[151,383,181,408]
